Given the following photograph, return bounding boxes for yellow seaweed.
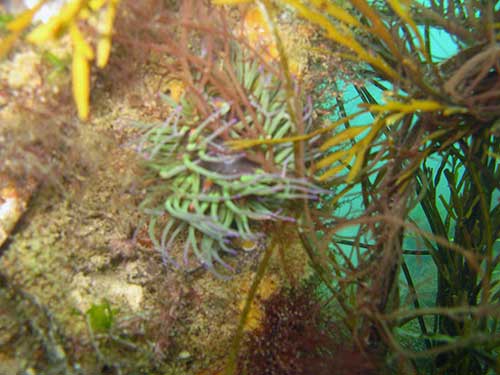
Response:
[280,0,400,80]
[72,51,90,120]
[314,149,351,170]
[27,0,87,44]
[89,0,108,10]
[320,126,369,150]
[308,0,363,29]
[227,112,365,150]
[6,0,47,32]
[368,99,445,113]
[70,23,93,120]
[96,38,111,68]
[316,153,354,180]
[317,162,350,181]
[0,0,46,58]
[70,22,94,59]
[349,0,401,60]
[0,33,21,59]
[386,0,429,61]
[345,117,386,182]
[96,1,119,67]
[227,132,312,150]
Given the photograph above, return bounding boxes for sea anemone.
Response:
[139,46,323,277]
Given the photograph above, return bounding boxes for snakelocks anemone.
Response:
[138,47,324,278]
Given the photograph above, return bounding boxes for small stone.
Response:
[0,184,28,247]
[7,52,41,89]
[88,254,110,270]
[177,350,191,361]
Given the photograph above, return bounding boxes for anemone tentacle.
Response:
[140,45,323,276]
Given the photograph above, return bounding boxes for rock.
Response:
[0,176,35,248]
[7,52,42,90]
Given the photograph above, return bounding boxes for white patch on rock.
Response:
[69,270,144,313]
[7,52,41,89]
[0,186,27,247]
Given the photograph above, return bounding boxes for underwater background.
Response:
[0,0,498,374]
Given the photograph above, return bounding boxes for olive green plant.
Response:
[410,132,500,374]
[216,0,499,374]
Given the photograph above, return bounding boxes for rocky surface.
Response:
[0,29,313,375]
